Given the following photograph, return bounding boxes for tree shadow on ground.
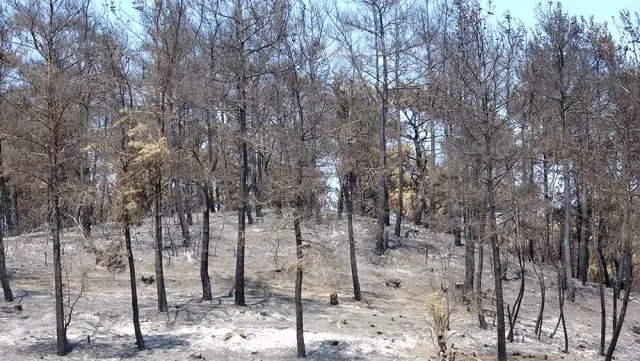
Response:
[18,333,193,359]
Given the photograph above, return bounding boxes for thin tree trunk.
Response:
[337,179,344,219]
[429,106,436,224]
[154,182,168,312]
[507,248,525,342]
[377,8,390,234]
[255,151,264,218]
[596,224,606,356]
[173,179,191,249]
[562,162,574,302]
[533,258,545,339]
[344,173,362,301]
[294,213,306,357]
[612,260,619,331]
[125,224,145,349]
[394,131,403,237]
[557,273,568,353]
[487,164,506,361]
[234,0,247,307]
[476,211,487,329]
[12,190,19,235]
[543,152,551,262]
[0,226,11,302]
[412,135,424,226]
[201,185,212,301]
[464,206,475,294]
[597,216,611,287]
[51,182,68,355]
[605,191,633,361]
[578,180,589,285]
[0,140,13,302]
[185,183,193,226]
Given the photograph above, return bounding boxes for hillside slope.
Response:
[0,211,638,360]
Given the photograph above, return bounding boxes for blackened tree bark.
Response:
[533,255,545,339]
[0,139,13,302]
[605,158,633,360]
[154,182,168,312]
[507,248,526,342]
[201,185,212,301]
[294,213,306,357]
[476,236,487,329]
[393,31,403,238]
[254,151,264,218]
[394,115,403,238]
[185,183,193,226]
[125,225,145,349]
[463,207,475,294]
[337,178,344,218]
[173,179,191,248]
[595,221,606,356]
[596,216,611,287]
[487,164,506,361]
[344,172,361,301]
[578,180,589,285]
[51,161,69,355]
[554,272,569,353]
[0,220,11,302]
[234,0,247,306]
[561,161,574,302]
[374,4,390,254]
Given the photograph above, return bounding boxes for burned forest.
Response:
[1,1,640,361]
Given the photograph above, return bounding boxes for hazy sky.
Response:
[490,0,637,28]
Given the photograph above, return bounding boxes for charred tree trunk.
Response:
[394,115,403,238]
[412,133,425,226]
[50,166,69,355]
[80,166,92,237]
[201,185,212,301]
[0,224,11,302]
[554,272,569,353]
[596,225,606,356]
[344,173,361,301]
[487,164,506,361]
[578,181,589,285]
[154,182,168,312]
[476,209,487,329]
[543,152,551,262]
[294,213,306,357]
[507,248,526,342]
[185,183,193,226]
[125,225,145,349]
[533,257,545,340]
[0,140,13,302]
[428,108,437,226]
[605,195,633,361]
[562,162,574,302]
[12,190,19,235]
[464,206,475,294]
[596,216,611,287]
[612,260,619,331]
[255,151,264,218]
[173,179,191,249]
[234,0,247,307]
[375,7,390,242]
[337,179,344,219]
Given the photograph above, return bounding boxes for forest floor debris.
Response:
[0,211,637,360]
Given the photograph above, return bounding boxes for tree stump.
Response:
[330,293,339,305]
[386,279,402,288]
